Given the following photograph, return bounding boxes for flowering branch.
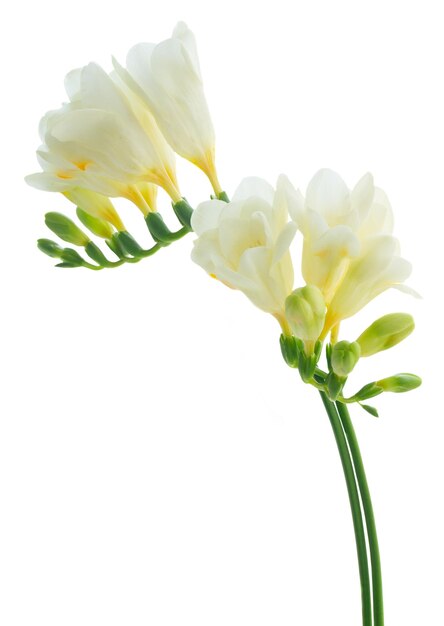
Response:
[26,21,421,626]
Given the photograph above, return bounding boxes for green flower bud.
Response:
[59,248,86,266]
[356,313,415,357]
[331,341,361,377]
[45,212,90,246]
[285,285,326,351]
[37,238,63,258]
[76,208,114,239]
[377,374,422,393]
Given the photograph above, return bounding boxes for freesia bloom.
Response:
[282,168,415,336]
[26,62,181,210]
[113,22,221,194]
[191,177,297,326]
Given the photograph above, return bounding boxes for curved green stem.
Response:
[336,401,384,626]
[319,391,372,626]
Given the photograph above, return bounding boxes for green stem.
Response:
[319,391,372,626]
[336,401,384,626]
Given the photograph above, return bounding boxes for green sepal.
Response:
[314,340,323,362]
[76,208,114,239]
[217,191,230,202]
[298,351,316,383]
[327,372,345,401]
[45,212,90,246]
[326,343,332,370]
[353,382,384,402]
[360,404,379,418]
[85,241,112,267]
[172,198,193,228]
[37,238,63,258]
[106,234,127,259]
[145,212,175,244]
[280,334,299,368]
[296,339,322,383]
[117,231,144,257]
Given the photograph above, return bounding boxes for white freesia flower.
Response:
[282,168,415,336]
[26,62,181,210]
[191,176,297,326]
[113,22,220,194]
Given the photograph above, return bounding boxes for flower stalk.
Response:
[318,390,373,626]
[336,401,385,626]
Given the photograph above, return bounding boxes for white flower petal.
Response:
[272,221,297,265]
[25,172,72,192]
[304,209,328,239]
[232,177,275,204]
[172,21,202,77]
[275,173,304,229]
[360,189,394,237]
[64,68,82,100]
[312,225,360,258]
[351,172,374,218]
[190,199,226,235]
[306,168,350,223]
[392,284,421,298]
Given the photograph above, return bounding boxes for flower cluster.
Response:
[27,23,420,411]
[192,169,420,411]
[27,22,223,269]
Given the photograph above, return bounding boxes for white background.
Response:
[1,0,443,624]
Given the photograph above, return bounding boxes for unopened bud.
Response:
[377,374,422,393]
[64,189,125,231]
[76,208,114,239]
[59,248,86,266]
[285,285,326,350]
[331,341,361,377]
[357,313,415,357]
[45,212,90,246]
[37,238,63,258]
